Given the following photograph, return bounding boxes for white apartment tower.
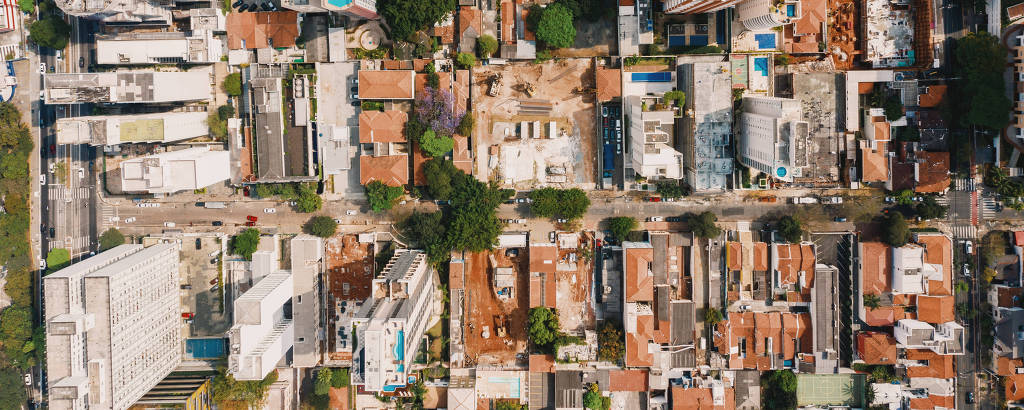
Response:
[664,0,742,14]
[738,95,805,182]
[626,94,685,180]
[736,0,802,30]
[228,272,295,381]
[351,250,437,392]
[44,244,182,410]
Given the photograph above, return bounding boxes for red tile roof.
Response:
[861,242,892,295]
[998,356,1024,376]
[359,154,409,187]
[714,311,812,370]
[358,70,415,100]
[916,295,955,324]
[905,349,955,379]
[864,306,906,327]
[596,67,621,103]
[625,246,654,302]
[909,395,955,410]
[775,244,815,294]
[226,11,298,50]
[671,385,735,410]
[359,111,408,143]
[726,242,741,271]
[915,151,950,194]
[861,141,890,182]
[458,6,482,49]
[412,141,429,186]
[856,332,899,365]
[918,235,952,296]
[793,0,824,36]
[997,286,1024,308]
[1008,374,1024,402]
[501,0,515,45]
[415,73,453,97]
[608,370,648,392]
[754,242,769,271]
[1015,231,1024,247]
[917,85,947,108]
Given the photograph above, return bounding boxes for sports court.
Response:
[796,374,865,408]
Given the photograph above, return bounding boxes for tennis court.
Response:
[796,374,865,408]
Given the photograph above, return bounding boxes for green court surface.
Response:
[796,374,865,407]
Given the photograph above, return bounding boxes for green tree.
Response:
[495,400,527,410]
[420,130,454,157]
[883,95,903,121]
[955,32,1012,130]
[662,90,686,107]
[218,104,236,119]
[445,176,512,251]
[211,367,278,408]
[230,228,261,260]
[423,158,458,200]
[596,321,623,362]
[777,216,803,244]
[304,216,337,238]
[207,111,227,140]
[29,15,71,50]
[687,211,721,239]
[365,181,404,212]
[17,0,33,14]
[314,367,332,396]
[0,307,31,343]
[0,366,27,407]
[331,368,350,388]
[527,306,560,348]
[98,228,125,251]
[583,383,610,410]
[45,248,70,273]
[456,52,476,68]
[402,211,449,265]
[536,3,576,48]
[607,217,637,242]
[704,307,723,325]
[863,293,881,310]
[477,34,499,58]
[379,0,455,41]
[761,370,797,410]
[655,181,687,199]
[457,111,474,136]
[223,72,242,96]
[295,185,322,213]
[529,188,590,220]
[882,212,910,247]
[915,196,947,220]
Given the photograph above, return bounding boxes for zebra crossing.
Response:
[100,206,117,228]
[953,178,975,191]
[48,186,91,201]
[934,196,949,206]
[981,197,1000,219]
[951,225,977,239]
[47,236,90,252]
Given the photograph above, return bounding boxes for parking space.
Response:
[180,235,231,337]
[599,102,623,190]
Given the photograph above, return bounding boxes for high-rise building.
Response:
[52,0,172,24]
[228,272,295,381]
[663,0,741,14]
[44,244,182,410]
[736,0,801,30]
[351,250,437,392]
[118,147,231,195]
[322,0,377,19]
[737,95,805,182]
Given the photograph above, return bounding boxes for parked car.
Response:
[549,231,556,242]
[245,221,256,226]
[965,240,973,255]
[49,227,54,238]
[77,168,84,179]
[78,57,85,68]
[516,198,531,203]
[39,259,46,270]
[963,264,971,276]
[39,63,45,73]
[645,197,661,202]
[232,0,243,7]
[246,215,258,222]
[124,217,136,223]
[834,217,847,222]
[884,196,894,203]
[966,392,975,404]
[195,238,202,250]
[666,216,681,222]
[164,222,176,228]
[513,219,526,224]
[39,175,45,185]
[346,210,357,215]
[264,208,276,214]
[647,216,664,222]
[556,219,567,223]
[212,221,223,226]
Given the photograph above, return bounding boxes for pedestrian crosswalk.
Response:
[47,236,91,252]
[48,186,91,201]
[981,197,999,219]
[100,206,117,228]
[953,178,975,191]
[951,225,977,239]
[934,196,949,206]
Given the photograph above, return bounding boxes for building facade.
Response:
[663,0,741,14]
[44,244,182,410]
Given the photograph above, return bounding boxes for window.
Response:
[298,337,305,342]
[297,295,302,304]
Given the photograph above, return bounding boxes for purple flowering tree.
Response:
[414,86,465,137]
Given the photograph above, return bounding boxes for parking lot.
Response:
[599,103,623,189]
[180,235,231,337]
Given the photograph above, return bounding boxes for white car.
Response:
[647,216,664,222]
[346,210,357,215]
[124,217,136,223]
[965,241,974,255]
[38,63,45,73]
[137,203,147,208]
[39,259,46,270]
[151,203,160,208]
[334,218,343,224]
[264,208,276,214]
[164,222,176,228]
[48,163,54,173]
[77,168,84,179]
[39,175,45,185]
[513,219,526,224]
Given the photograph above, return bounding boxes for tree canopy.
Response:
[379,0,455,41]
[29,15,70,50]
[883,95,903,121]
[0,366,27,408]
[230,228,261,260]
[655,181,687,199]
[17,0,32,14]
[211,367,278,408]
[456,52,476,69]
[477,34,498,58]
[446,176,512,252]
[882,212,910,247]
[916,196,947,220]
[423,158,458,200]
[419,130,454,157]
[777,216,803,244]
[955,32,1012,130]
[528,307,561,348]
[596,321,624,362]
[304,216,337,238]
[607,217,637,242]
[529,188,591,220]
[535,3,576,49]
[401,211,449,265]
[761,370,797,410]
[704,307,723,325]
[314,367,332,396]
[295,184,322,213]
[98,228,125,251]
[223,73,242,96]
[687,211,721,239]
[366,181,404,212]
[583,383,611,410]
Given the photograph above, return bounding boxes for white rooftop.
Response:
[119,146,230,194]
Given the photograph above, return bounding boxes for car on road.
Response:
[647,216,664,222]
[79,57,85,68]
[39,259,46,270]
[645,197,661,202]
[48,227,54,238]
[513,219,526,224]
[549,231,556,242]
[965,240,974,255]
[212,221,223,226]
[48,163,54,173]
[164,222,176,228]
[556,218,567,223]
[39,175,45,185]
[515,198,531,204]
[39,90,45,100]
[246,215,258,222]
[884,196,894,203]
[49,144,56,154]
[350,86,358,100]
[351,100,361,107]
[666,216,681,222]
[346,210,357,215]
[263,208,276,214]
[245,221,256,226]
[963,264,971,276]
[834,217,847,222]
[124,217,136,223]
[334,218,343,224]
[77,168,84,179]
[23,373,31,386]
[966,392,975,404]
[39,63,45,73]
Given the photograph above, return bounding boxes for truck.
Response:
[204,202,226,209]
[822,196,843,204]
[791,197,819,204]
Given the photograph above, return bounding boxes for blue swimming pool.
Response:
[394,330,405,361]
[753,57,769,76]
[786,4,796,16]
[631,72,672,82]
[186,338,226,359]
[754,33,776,50]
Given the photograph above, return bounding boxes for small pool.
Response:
[393,330,405,361]
[489,376,522,399]
[776,167,788,178]
[186,338,226,359]
[631,72,672,82]
[786,4,796,17]
[754,33,777,50]
[753,57,769,76]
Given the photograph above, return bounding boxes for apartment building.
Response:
[737,96,804,182]
[44,244,182,410]
[351,250,438,392]
[663,0,742,14]
[42,70,212,104]
[118,147,230,195]
[56,112,210,146]
[625,95,685,180]
[736,0,801,30]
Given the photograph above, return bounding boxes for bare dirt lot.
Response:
[326,235,374,301]
[556,232,596,333]
[471,59,598,189]
[462,250,529,367]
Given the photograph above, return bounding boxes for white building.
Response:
[678,62,734,192]
[44,244,182,410]
[738,95,804,182]
[663,0,741,14]
[890,244,944,295]
[43,70,212,104]
[95,32,222,65]
[351,250,437,392]
[119,147,230,194]
[736,0,801,30]
[56,112,210,145]
[626,94,684,180]
[894,319,964,355]
[228,272,295,381]
[53,0,172,24]
[291,234,324,368]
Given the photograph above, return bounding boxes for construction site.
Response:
[458,249,530,367]
[470,59,599,189]
[828,0,859,71]
[555,232,597,333]
[324,234,375,363]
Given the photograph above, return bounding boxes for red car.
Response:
[245,221,256,226]
[646,197,661,202]
[181,312,194,319]
[49,144,55,154]
[246,215,258,222]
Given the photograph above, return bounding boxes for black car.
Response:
[48,227,54,238]
[78,57,84,68]
[238,3,249,11]
[195,202,205,207]
[666,216,681,222]
[195,238,202,250]
[232,0,244,6]
[966,392,975,403]
[212,221,223,226]
[350,101,360,107]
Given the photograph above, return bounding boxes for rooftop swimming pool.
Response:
[631,72,672,82]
